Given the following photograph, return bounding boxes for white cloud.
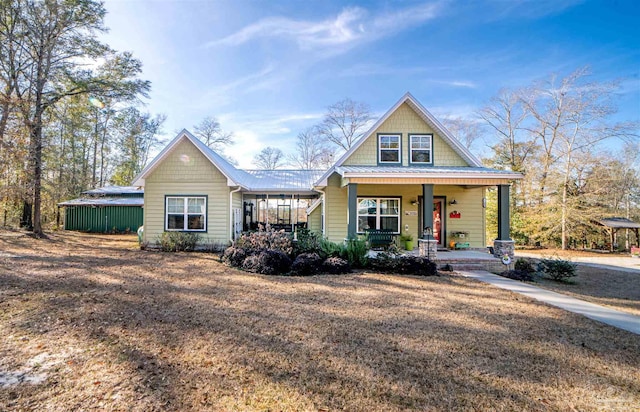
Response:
[217,111,324,168]
[442,80,477,89]
[205,2,441,53]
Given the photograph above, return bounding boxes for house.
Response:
[133,93,522,257]
[58,186,144,233]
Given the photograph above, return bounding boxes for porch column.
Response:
[497,184,511,241]
[347,183,358,239]
[422,184,433,238]
[494,184,515,259]
[419,184,437,259]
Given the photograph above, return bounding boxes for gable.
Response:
[342,102,469,167]
[146,138,227,184]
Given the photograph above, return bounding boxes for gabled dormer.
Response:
[338,92,480,168]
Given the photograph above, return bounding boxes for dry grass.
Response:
[1,231,639,411]
[534,266,640,316]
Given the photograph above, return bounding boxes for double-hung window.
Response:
[166,196,207,231]
[378,134,401,164]
[357,197,400,233]
[410,134,433,164]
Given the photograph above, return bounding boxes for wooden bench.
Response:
[365,229,396,249]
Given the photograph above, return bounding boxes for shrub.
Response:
[235,227,293,256]
[500,269,534,282]
[398,256,437,276]
[367,254,437,276]
[367,251,399,272]
[158,232,200,252]
[293,228,323,256]
[221,246,247,267]
[241,250,292,275]
[537,258,577,282]
[344,237,368,268]
[290,253,323,276]
[514,258,535,274]
[322,257,351,274]
[319,238,345,258]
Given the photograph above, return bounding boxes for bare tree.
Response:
[479,88,533,174]
[316,98,372,151]
[193,116,233,150]
[287,127,334,169]
[442,116,482,150]
[482,67,639,249]
[253,147,284,170]
[522,67,636,249]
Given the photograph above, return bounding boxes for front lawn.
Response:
[1,231,639,411]
[535,265,640,316]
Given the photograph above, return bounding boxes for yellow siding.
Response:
[343,102,468,167]
[144,138,231,244]
[324,173,348,243]
[435,185,485,248]
[307,206,322,234]
[323,177,486,247]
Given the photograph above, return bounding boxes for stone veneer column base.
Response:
[418,239,438,260]
[493,240,515,259]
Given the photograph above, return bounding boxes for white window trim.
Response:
[409,134,433,164]
[356,197,401,234]
[378,134,401,164]
[165,196,207,232]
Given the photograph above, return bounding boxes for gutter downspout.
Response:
[229,186,242,243]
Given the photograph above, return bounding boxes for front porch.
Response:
[343,181,517,259]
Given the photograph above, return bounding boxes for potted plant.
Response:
[400,232,414,250]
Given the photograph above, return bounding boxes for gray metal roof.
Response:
[59,197,144,207]
[336,165,523,179]
[240,169,326,191]
[595,217,640,229]
[82,186,144,195]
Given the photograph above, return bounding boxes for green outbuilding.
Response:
[58,186,144,233]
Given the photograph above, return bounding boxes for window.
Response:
[165,196,206,231]
[357,197,400,233]
[378,134,401,164]
[410,134,433,164]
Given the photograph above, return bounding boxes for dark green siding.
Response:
[64,206,143,233]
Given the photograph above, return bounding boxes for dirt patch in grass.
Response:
[534,266,640,316]
[1,230,639,411]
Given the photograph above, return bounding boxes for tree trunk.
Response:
[20,200,32,229]
[29,114,44,237]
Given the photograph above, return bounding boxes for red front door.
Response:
[418,196,446,247]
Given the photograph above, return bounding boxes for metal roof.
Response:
[595,217,640,229]
[240,169,326,191]
[82,186,144,195]
[58,197,144,207]
[335,165,523,180]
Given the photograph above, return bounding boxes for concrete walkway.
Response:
[459,270,640,335]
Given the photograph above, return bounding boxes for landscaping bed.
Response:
[1,231,639,411]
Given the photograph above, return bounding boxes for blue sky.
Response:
[102,0,640,168]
